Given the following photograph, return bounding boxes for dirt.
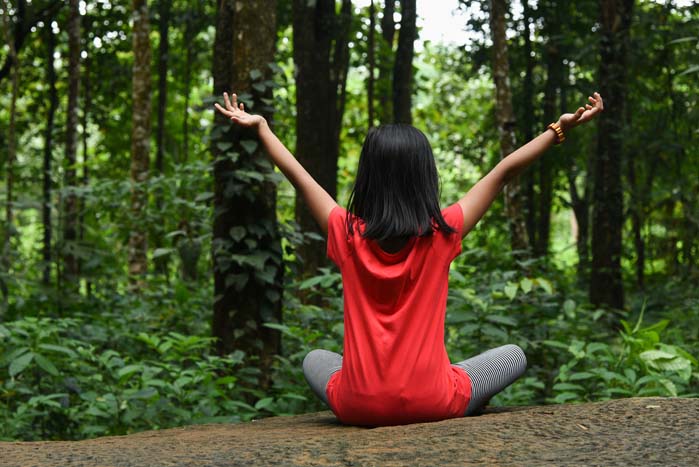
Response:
[2,397,698,466]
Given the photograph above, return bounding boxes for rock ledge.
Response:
[3,397,698,466]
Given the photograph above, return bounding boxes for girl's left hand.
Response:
[558,92,604,131]
[214,92,266,128]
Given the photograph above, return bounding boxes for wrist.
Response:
[547,121,565,145]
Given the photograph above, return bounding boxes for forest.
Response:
[0,0,697,441]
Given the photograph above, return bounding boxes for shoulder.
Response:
[440,203,464,236]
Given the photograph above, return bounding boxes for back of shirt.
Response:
[325,203,471,426]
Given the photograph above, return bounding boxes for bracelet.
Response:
[547,122,565,145]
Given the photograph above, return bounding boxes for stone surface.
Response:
[2,397,698,466]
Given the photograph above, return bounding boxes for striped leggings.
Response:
[303,344,527,416]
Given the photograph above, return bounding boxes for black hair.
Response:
[346,124,456,240]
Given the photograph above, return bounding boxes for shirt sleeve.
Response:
[327,205,350,267]
[441,203,464,260]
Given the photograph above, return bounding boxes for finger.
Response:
[240,102,245,111]
[214,102,232,117]
[231,93,238,110]
[224,92,234,111]
[586,104,593,110]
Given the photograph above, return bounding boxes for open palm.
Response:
[214,92,265,128]
[559,92,604,131]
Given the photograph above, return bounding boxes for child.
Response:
[215,91,604,427]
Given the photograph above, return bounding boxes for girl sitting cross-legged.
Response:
[215,91,604,427]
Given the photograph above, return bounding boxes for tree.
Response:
[488,0,530,254]
[211,0,282,385]
[292,0,351,276]
[392,0,416,124]
[43,24,58,286]
[590,0,633,310]
[62,0,80,291]
[128,0,152,286]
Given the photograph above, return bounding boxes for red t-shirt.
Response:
[325,203,471,426]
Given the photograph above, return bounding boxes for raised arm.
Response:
[456,92,604,238]
[214,92,337,234]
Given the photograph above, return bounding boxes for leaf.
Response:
[520,278,533,293]
[485,314,517,327]
[563,299,576,318]
[152,248,175,259]
[117,364,143,380]
[9,351,33,377]
[229,226,246,242]
[249,69,263,80]
[34,353,59,376]
[217,141,233,152]
[38,344,77,359]
[679,65,699,76]
[537,278,553,294]
[639,350,676,361]
[504,283,518,300]
[240,140,258,155]
[254,397,274,410]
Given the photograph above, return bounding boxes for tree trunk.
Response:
[62,0,80,292]
[489,0,530,254]
[182,0,196,163]
[392,0,416,124]
[81,15,92,297]
[153,0,170,277]
[367,0,376,129]
[292,0,351,276]
[521,0,537,247]
[211,0,282,388]
[129,0,151,287]
[377,0,396,124]
[43,25,58,287]
[536,13,562,258]
[590,0,633,310]
[1,0,19,304]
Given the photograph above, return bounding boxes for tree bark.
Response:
[535,7,562,258]
[590,0,633,310]
[292,0,351,276]
[489,0,530,254]
[377,0,396,123]
[521,0,536,247]
[392,0,416,124]
[43,25,58,287]
[367,0,376,129]
[153,0,171,277]
[81,14,92,297]
[211,0,282,387]
[1,0,19,293]
[129,0,152,287]
[62,0,80,291]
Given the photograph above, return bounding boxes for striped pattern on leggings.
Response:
[452,344,527,415]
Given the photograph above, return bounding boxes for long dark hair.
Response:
[346,124,455,240]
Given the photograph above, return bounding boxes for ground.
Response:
[2,397,698,466]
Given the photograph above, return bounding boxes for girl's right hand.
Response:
[214,92,266,128]
[558,92,604,131]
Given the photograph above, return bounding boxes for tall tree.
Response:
[292,0,351,276]
[153,0,171,276]
[535,1,563,257]
[43,25,58,286]
[377,0,396,123]
[1,0,19,293]
[367,0,376,129]
[489,0,530,254]
[129,0,152,286]
[392,0,416,124]
[62,0,80,290]
[590,0,633,309]
[211,0,282,384]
